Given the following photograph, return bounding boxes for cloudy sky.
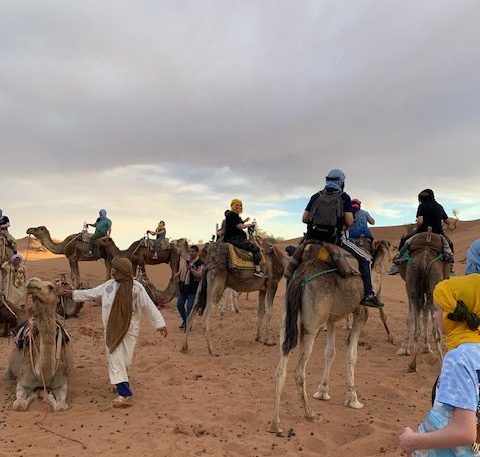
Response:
[1,0,479,247]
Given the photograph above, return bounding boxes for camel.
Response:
[96,236,188,304]
[269,240,396,435]
[26,226,110,288]
[182,240,286,355]
[396,230,448,372]
[4,277,72,412]
[219,288,240,317]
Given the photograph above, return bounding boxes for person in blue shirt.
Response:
[399,275,480,456]
[86,209,112,257]
[466,240,480,275]
[348,199,375,240]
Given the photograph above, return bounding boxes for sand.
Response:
[0,221,477,457]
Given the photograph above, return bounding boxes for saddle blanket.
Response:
[227,244,265,270]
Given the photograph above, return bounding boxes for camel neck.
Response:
[35,305,57,381]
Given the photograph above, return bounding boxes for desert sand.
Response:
[0,221,478,457]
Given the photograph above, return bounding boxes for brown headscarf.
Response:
[106,257,134,353]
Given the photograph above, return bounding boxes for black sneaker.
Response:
[360,293,384,308]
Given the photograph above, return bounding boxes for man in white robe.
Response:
[1,253,26,308]
[63,257,167,407]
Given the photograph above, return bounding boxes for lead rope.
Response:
[24,234,32,265]
[23,294,86,449]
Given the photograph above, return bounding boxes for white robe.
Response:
[73,279,166,385]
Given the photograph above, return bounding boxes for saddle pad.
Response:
[227,244,265,270]
[409,232,443,254]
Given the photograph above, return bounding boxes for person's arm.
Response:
[416,216,424,230]
[302,211,310,224]
[236,222,254,230]
[400,408,476,455]
[107,221,112,236]
[137,283,167,334]
[367,212,375,225]
[344,211,354,228]
[64,282,107,302]
[0,221,10,229]
[188,263,204,279]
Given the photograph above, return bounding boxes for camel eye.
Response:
[48,284,54,291]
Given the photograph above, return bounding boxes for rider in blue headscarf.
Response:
[465,239,480,275]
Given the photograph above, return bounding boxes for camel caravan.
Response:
[0,172,465,420]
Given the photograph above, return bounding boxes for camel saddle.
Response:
[408,232,443,254]
[227,243,266,270]
[303,242,361,277]
[13,319,70,349]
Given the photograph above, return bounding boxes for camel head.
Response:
[25,277,59,315]
[172,238,189,259]
[26,226,48,238]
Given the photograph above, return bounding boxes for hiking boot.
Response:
[253,270,267,278]
[388,264,399,275]
[360,293,384,308]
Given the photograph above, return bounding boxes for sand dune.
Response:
[0,220,478,457]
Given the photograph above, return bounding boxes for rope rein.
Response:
[299,268,338,289]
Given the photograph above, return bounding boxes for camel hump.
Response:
[303,242,358,277]
[409,232,443,254]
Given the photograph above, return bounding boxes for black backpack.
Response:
[308,190,344,241]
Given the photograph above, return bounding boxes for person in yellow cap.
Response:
[223,199,265,278]
[399,274,480,456]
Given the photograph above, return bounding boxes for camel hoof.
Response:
[387,336,395,345]
[267,423,283,436]
[345,398,364,409]
[180,345,188,354]
[407,364,417,373]
[54,402,69,412]
[313,391,330,401]
[13,399,28,411]
[396,347,410,356]
[264,340,276,347]
[422,346,433,354]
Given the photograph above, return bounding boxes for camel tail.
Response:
[282,277,304,356]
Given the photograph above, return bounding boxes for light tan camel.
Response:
[26,226,110,288]
[269,240,396,435]
[396,231,448,371]
[4,277,72,412]
[182,241,286,355]
[96,237,188,304]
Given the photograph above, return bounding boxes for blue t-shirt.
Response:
[415,343,480,456]
[348,209,373,239]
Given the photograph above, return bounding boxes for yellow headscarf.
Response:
[433,274,480,349]
[230,198,243,213]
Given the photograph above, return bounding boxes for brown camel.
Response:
[96,236,188,304]
[26,226,110,288]
[182,240,286,355]
[269,240,396,435]
[4,277,72,412]
[396,231,448,371]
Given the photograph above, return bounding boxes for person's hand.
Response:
[244,217,250,223]
[157,327,168,338]
[399,427,416,456]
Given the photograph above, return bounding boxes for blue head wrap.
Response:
[466,239,480,275]
[324,169,346,192]
[99,209,107,218]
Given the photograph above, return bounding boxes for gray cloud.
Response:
[1,0,480,230]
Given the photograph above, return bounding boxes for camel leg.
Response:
[232,291,240,313]
[13,384,37,411]
[421,307,432,354]
[202,273,225,356]
[313,322,336,401]
[408,306,422,372]
[50,381,69,412]
[105,259,112,281]
[69,259,80,289]
[262,282,278,346]
[345,307,368,409]
[294,331,318,421]
[397,301,414,356]
[378,307,394,344]
[268,347,290,435]
[430,308,443,361]
[255,289,266,343]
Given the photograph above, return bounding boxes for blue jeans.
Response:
[177,290,196,326]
